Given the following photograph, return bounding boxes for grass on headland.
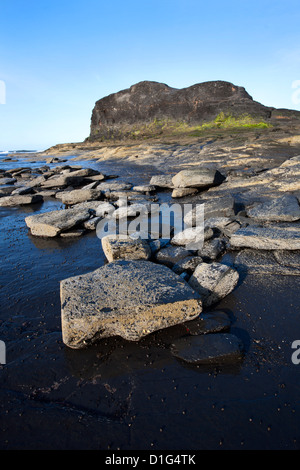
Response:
[129,113,272,139]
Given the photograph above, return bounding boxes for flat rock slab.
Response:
[101,235,152,262]
[232,249,300,275]
[230,225,300,250]
[0,177,17,185]
[41,172,91,188]
[246,195,300,222]
[188,262,239,307]
[170,333,243,364]
[61,188,102,205]
[60,260,202,348]
[0,194,43,207]
[25,207,91,237]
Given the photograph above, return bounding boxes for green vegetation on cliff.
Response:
[127,113,272,140]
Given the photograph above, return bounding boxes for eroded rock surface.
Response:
[60,260,203,348]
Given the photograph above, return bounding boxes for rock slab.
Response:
[230,225,300,250]
[170,333,243,364]
[25,207,91,237]
[60,260,203,348]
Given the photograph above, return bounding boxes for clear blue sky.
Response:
[1,0,300,150]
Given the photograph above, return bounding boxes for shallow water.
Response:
[0,154,300,450]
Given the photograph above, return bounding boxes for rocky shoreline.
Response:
[1,124,300,365]
[1,118,300,449]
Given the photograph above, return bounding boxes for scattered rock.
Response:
[0,186,18,197]
[60,228,86,237]
[132,185,156,193]
[172,168,225,189]
[60,260,203,348]
[83,217,102,230]
[97,182,132,191]
[172,256,203,275]
[149,175,174,188]
[0,194,43,207]
[61,188,102,205]
[25,207,91,237]
[95,202,115,217]
[154,245,194,268]
[171,226,214,250]
[198,237,226,261]
[113,203,150,219]
[0,177,17,185]
[188,262,239,307]
[170,333,243,364]
[11,186,34,195]
[182,311,231,335]
[41,174,84,189]
[101,235,152,262]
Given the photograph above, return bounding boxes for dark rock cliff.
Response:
[88,80,274,141]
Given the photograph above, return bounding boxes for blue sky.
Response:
[1,0,300,150]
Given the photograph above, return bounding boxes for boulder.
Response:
[61,188,102,205]
[230,224,300,250]
[25,206,91,237]
[172,168,224,189]
[60,260,203,348]
[170,333,243,364]
[101,235,152,262]
[188,262,239,307]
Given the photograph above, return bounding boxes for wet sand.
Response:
[1,155,300,450]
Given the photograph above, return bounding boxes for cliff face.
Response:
[89,80,273,141]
